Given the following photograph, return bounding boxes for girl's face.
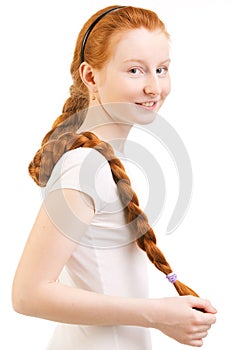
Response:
[94,27,171,125]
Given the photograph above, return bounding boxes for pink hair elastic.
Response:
[166,272,177,284]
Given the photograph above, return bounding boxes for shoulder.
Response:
[48,147,105,184]
[43,147,115,209]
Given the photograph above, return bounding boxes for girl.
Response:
[12,5,216,349]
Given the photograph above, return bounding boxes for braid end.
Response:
[174,280,199,297]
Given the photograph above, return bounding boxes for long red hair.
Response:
[29,5,199,297]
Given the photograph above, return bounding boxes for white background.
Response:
[1,0,233,349]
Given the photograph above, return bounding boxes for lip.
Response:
[135,101,158,111]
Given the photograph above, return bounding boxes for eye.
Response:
[128,67,142,75]
[156,66,168,76]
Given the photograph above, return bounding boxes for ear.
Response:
[79,62,98,94]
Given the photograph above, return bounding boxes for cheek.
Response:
[110,83,134,102]
[100,79,129,102]
[162,78,171,99]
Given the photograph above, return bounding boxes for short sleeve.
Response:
[42,147,118,212]
[40,147,143,247]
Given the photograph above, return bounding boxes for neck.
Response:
[78,100,133,152]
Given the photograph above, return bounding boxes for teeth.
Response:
[141,101,154,107]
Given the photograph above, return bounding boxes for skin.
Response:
[79,28,171,145]
[12,28,217,347]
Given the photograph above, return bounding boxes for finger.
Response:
[192,324,211,333]
[200,313,216,326]
[199,324,211,332]
[191,331,209,340]
[193,312,216,327]
[191,306,217,325]
[189,338,203,347]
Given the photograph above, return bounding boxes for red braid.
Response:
[29,131,199,297]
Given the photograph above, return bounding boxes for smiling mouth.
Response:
[136,101,158,109]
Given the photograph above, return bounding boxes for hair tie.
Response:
[80,6,125,63]
[166,272,177,284]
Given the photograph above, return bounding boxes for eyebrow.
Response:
[123,58,171,65]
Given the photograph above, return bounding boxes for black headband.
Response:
[80,6,125,63]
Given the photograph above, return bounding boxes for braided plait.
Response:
[29,130,198,297]
[29,131,96,186]
[93,135,199,297]
[29,82,89,184]
[41,84,89,147]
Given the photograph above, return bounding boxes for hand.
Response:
[148,296,217,347]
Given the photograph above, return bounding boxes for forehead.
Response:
[109,27,170,64]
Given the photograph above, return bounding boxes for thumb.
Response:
[190,297,217,314]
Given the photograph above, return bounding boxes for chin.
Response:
[136,113,158,125]
[132,105,158,125]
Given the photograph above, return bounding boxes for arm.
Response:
[12,188,147,326]
[12,188,217,346]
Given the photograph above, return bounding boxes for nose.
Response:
[143,73,161,97]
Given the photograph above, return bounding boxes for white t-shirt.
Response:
[43,147,152,350]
